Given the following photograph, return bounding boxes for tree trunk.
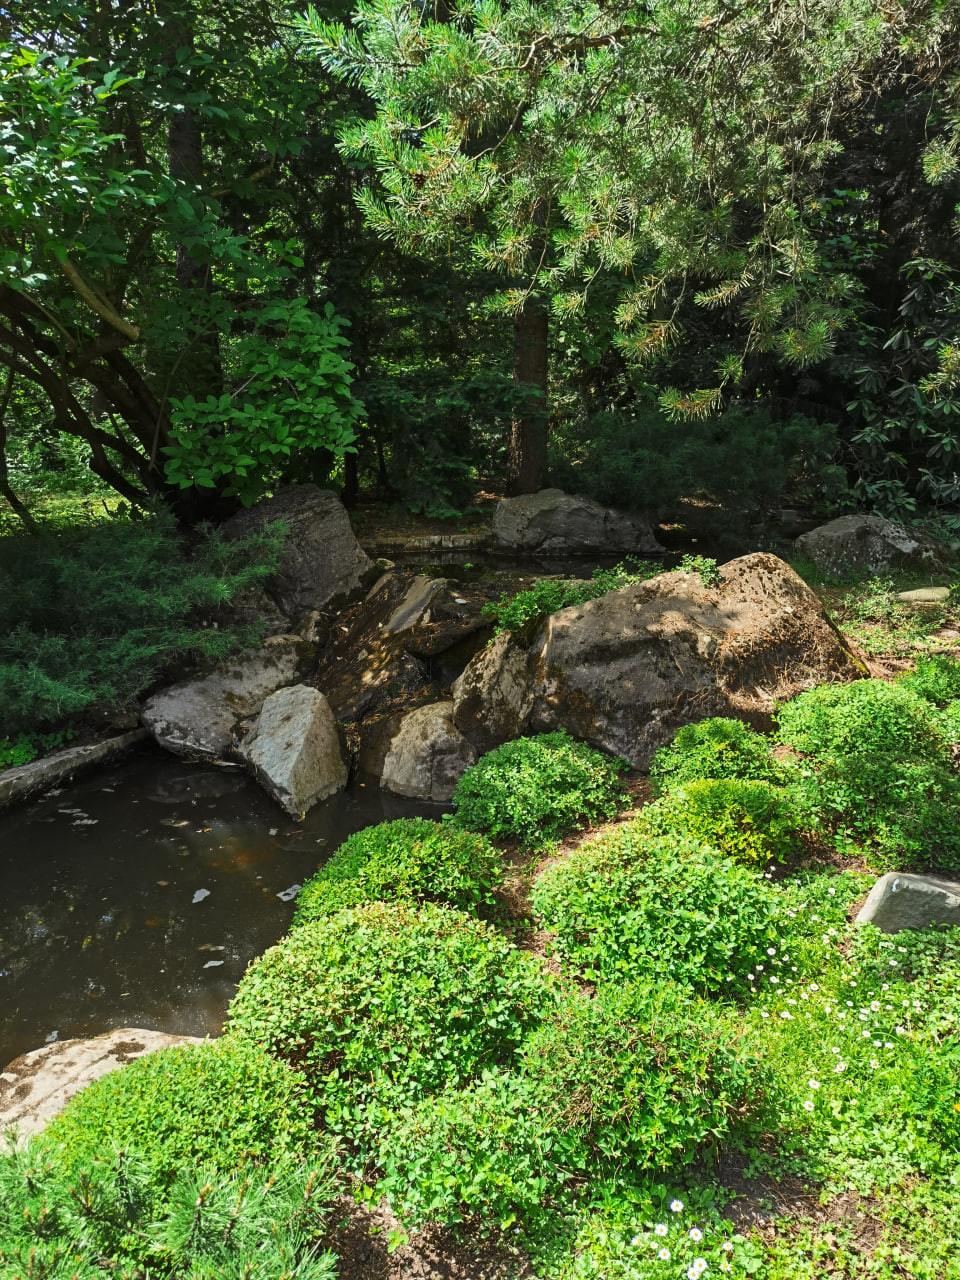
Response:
[508,299,549,495]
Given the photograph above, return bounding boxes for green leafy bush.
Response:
[531,826,779,994]
[775,677,947,762]
[788,751,960,871]
[0,728,74,772]
[481,561,663,635]
[227,901,559,1155]
[374,982,758,1231]
[638,777,807,865]
[900,653,960,707]
[292,819,505,925]
[0,1140,337,1280]
[44,1039,317,1204]
[522,980,759,1171]
[648,717,785,796]
[679,554,721,588]
[0,512,283,737]
[452,730,630,849]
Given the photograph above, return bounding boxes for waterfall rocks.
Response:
[238,685,348,816]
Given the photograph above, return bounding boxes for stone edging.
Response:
[0,728,149,811]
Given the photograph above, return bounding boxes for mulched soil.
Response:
[324,1190,536,1280]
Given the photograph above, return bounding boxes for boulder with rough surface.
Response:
[141,636,306,761]
[795,514,956,578]
[491,488,663,555]
[379,702,477,802]
[453,553,864,768]
[221,484,373,621]
[239,685,347,815]
[1,1029,204,1143]
[855,872,960,934]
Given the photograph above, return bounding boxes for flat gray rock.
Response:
[855,872,960,934]
[1,1029,204,1143]
[491,488,663,555]
[380,702,477,802]
[382,576,449,634]
[239,684,347,815]
[142,637,304,761]
[795,514,955,577]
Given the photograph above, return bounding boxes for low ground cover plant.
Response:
[451,730,630,849]
[531,827,779,994]
[292,818,505,924]
[226,900,559,1160]
[648,717,786,796]
[637,777,807,865]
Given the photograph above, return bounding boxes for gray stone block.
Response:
[855,872,960,934]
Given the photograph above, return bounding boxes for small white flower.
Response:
[809,983,819,992]
[658,1247,671,1261]
[720,1263,732,1273]
[809,1079,820,1089]
[884,1042,894,1049]
[761,1011,770,1019]
[655,1223,668,1236]
[767,947,776,955]
[828,887,836,894]
[780,1011,792,1020]
[693,1260,708,1275]
[834,1062,847,1072]
[803,1099,814,1111]
[670,1199,684,1213]
[770,976,779,984]
[689,1227,703,1242]
[831,1047,840,1054]
[870,1001,880,1012]
[870,1059,879,1069]
[722,1242,734,1253]
[631,1235,642,1246]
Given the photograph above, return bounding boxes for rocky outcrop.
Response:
[795,514,956,578]
[221,485,374,621]
[1,1029,204,1143]
[453,553,863,768]
[141,636,307,762]
[855,872,960,934]
[491,488,663,555]
[238,685,347,815]
[379,702,477,802]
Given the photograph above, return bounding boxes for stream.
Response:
[0,746,443,1066]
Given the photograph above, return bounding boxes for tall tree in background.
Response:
[0,0,361,517]
[300,0,960,494]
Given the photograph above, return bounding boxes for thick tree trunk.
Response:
[508,300,549,495]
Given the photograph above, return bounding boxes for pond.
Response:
[0,747,443,1066]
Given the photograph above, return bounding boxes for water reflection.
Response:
[0,747,443,1065]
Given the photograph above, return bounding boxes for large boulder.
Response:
[453,553,864,768]
[379,702,477,802]
[795,514,956,578]
[1,1029,204,1143]
[141,636,306,762]
[491,488,663,555]
[855,872,960,934]
[221,485,373,621]
[238,684,347,815]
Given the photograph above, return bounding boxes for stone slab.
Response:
[0,730,149,811]
[1,1028,204,1143]
[855,872,960,934]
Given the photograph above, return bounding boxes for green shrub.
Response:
[522,980,759,1171]
[373,983,758,1230]
[481,560,663,635]
[226,901,559,1155]
[452,730,630,849]
[788,751,960,872]
[775,678,947,762]
[44,1039,317,1205]
[638,777,807,865]
[0,511,283,736]
[531,826,778,994]
[0,1140,337,1280]
[679,553,721,588]
[0,728,75,772]
[648,717,785,796]
[900,653,960,707]
[292,818,505,925]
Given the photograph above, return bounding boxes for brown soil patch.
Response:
[324,1189,535,1280]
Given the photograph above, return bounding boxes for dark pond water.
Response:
[0,747,443,1066]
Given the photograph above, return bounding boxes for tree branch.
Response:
[60,256,142,341]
